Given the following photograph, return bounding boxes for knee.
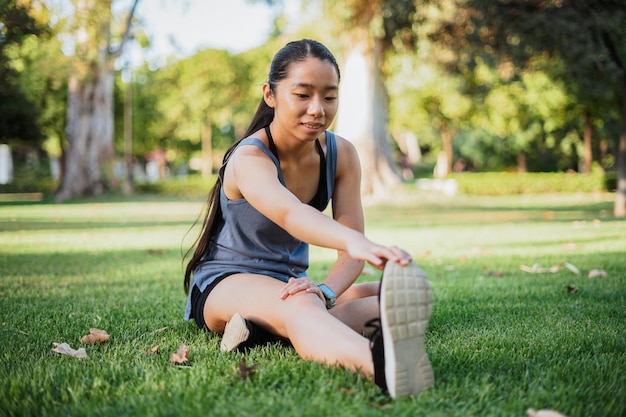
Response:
[283,291,326,312]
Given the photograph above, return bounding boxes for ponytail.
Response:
[183,39,339,293]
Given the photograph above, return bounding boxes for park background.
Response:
[1,1,625,416]
[0,0,625,211]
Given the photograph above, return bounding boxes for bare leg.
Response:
[204,274,375,377]
[336,282,379,304]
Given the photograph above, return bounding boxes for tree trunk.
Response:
[202,118,213,178]
[518,153,528,173]
[582,110,593,174]
[56,61,115,202]
[614,72,626,217]
[335,38,401,197]
[441,122,453,177]
[55,0,139,203]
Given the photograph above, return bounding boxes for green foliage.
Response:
[451,172,608,195]
[1,193,624,416]
[134,175,216,198]
[0,152,57,194]
[0,0,49,145]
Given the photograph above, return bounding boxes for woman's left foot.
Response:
[370,261,435,398]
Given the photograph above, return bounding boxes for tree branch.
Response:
[601,30,624,71]
[110,0,140,59]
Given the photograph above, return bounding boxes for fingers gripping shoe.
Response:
[372,261,434,398]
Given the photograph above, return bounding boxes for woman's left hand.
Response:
[279,277,324,303]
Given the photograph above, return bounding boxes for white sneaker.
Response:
[378,261,434,398]
[220,313,250,352]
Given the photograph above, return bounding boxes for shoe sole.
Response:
[220,313,250,352]
[380,262,434,398]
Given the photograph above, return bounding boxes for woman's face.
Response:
[266,57,339,141]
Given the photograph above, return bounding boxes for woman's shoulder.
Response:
[327,131,357,154]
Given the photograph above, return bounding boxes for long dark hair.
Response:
[183,39,340,293]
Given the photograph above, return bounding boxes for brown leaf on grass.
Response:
[563,284,578,294]
[80,328,110,344]
[154,326,168,333]
[233,357,258,380]
[487,270,504,277]
[147,248,164,255]
[147,345,159,354]
[527,409,569,417]
[52,342,87,359]
[520,262,581,275]
[588,269,608,278]
[520,264,562,274]
[563,262,580,275]
[169,344,189,364]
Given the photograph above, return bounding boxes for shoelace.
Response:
[364,318,381,341]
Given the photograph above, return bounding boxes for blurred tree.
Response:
[54,0,139,202]
[11,2,70,159]
[0,0,48,147]
[148,48,253,177]
[429,0,626,214]
[327,0,421,195]
[253,0,423,196]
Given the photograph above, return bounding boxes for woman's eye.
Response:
[325,96,338,101]
[295,94,309,99]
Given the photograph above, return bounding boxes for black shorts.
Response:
[189,274,235,330]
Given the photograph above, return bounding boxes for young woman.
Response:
[184,39,434,398]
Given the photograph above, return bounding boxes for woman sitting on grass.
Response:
[183,38,434,398]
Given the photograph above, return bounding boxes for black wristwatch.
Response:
[318,284,336,309]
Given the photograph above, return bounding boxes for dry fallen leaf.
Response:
[80,328,110,344]
[52,342,87,359]
[588,269,608,278]
[563,284,578,294]
[520,262,581,275]
[520,264,560,274]
[563,262,580,275]
[233,357,258,380]
[527,408,568,417]
[169,344,189,364]
[147,345,159,354]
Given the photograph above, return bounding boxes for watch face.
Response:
[319,284,335,298]
[318,284,336,309]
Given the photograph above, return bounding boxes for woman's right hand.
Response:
[346,236,412,271]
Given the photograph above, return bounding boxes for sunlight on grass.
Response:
[1,191,624,417]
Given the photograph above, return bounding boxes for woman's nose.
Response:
[308,98,325,117]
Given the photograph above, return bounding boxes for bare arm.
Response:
[224,142,404,268]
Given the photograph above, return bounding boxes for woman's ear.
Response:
[262,83,275,108]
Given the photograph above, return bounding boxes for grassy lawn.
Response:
[0,191,624,417]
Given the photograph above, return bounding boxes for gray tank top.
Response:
[184,132,338,320]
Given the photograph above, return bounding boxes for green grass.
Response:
[1,191,624,417]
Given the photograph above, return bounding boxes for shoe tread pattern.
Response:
[381,262,434,398]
